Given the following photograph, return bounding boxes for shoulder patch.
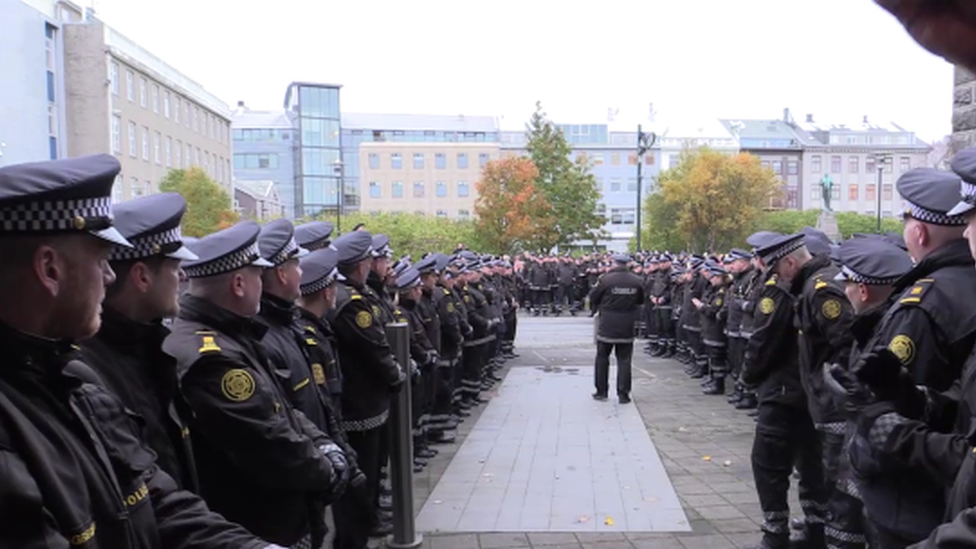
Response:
[221,369,255,401]
[198,334,222,353]
[350,294,363,300]
[888,334,916,364]
[312,363,326,385]
[304,325,316,333]
[355,310,373,329]
[760,297,775,315]
[900,279,932,305]
[765,276,777,286]
[821,299,842,320]
[814,280,828,290]
[447,302,456,313]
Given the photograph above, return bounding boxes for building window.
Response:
[865,156,876,173]
[668,154,680,168]
[369,182,381,198]
[111,174,124,203]
[139,77,147,107]
[611,153,622,166]
[771,160,783,175]
[141,126,149,160]
[626,154,637,166]
[392,181,404,198]
[185,144,192,167]
[830,155,842,173]
[127,121,136,157]
[885,158,893,173]
[164,92,171,119]
[645,154,655,166]
[368,153,380,169]
[210,117,215,139]
[413,182,425,198]
[458,181,469,197]
[129,176,139,198]
[787,160,799,175]
[458,209,470,220]
[435,153,446,169]
[900,157,911,172]
[436,181,447,197]
[184,103,190,128]
[436,210,448,218]
[174,97,180,123]
[125,70,134,101]
[391,153,402,169]
[591,153,604,166]
[848,156,860,173]
[111,115,121,153]
[882,184,893,201]
[762,161,770,171]
[457,153,468,169]
[413,153,424,169]
[479,153,490,168]
[109,61,119,95]
[610,178,621,192]
[192,107,198,132]
[866,184,877,201]
[152,84,159,114]
[153,132,161,164]
[811,155,822,173]
[849,184,859,201]
[175,140,182,167]
[165,137,172,167]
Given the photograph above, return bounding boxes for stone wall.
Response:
[953,66,976,156]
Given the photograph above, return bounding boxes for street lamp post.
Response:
[636,125,657,252]
[875,154,889,234]
[333,159,344,233]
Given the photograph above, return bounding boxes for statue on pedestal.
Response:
[820,174,834,211]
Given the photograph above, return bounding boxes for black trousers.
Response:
[594,341,633,396]
[821,427,866,549]
[430,362,455,432]
[752,403,826,540]
[685,328,705,366]
[335,426,384,549]
[704,342,728,377]
[728,336,745,379]
[656,307,675,342]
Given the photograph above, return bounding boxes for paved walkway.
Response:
[403,316,801,549]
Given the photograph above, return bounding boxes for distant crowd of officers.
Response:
[582,147,976,549]
[0,154,520,549]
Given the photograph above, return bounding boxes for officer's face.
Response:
[421,272,437,290]
[238,266,264,316]
[279,258,303,302]
[373,256,390,277]
[324,284,338,310]
[149,257,183,319]
[843,280,869,314]
[51,235,116,340]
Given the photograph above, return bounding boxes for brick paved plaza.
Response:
[398,316,802,549]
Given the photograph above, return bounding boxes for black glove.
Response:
[853,349,925,419]
[320,443,350,492]
[823,363,873,413]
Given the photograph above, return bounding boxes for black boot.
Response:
[660,342,675,359]
[728,382,743,404]
[703,376,726,395]
[736,392,758,410]
[745,534,790,549]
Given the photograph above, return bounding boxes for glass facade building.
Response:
[285,82,344,217]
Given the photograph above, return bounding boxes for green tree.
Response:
[630,192,686,252]
[524,102,606,252]
[307,211,486,260]
[159,168,239,236]
[757,210,819,235]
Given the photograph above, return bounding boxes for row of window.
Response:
[233,153,279,170]
[348,129,497,144]
[579,151,655,167]
[232,128,292,142]
[828,134,913,146]
[110,115,230,184]
[761,160,801,176]
[367,181,471,199]
[108,60,229,145]
[366,152,491,171]
[811,182,895,202]
[601,178,642,193]
[811,155,912,175]
[368,209,473,220]
[45,25,59,159]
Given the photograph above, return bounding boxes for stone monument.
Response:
[816,174,842,242]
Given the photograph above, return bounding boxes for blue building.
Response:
[284,82,344,218]
[231,107,297,218]
[0,0,81,166]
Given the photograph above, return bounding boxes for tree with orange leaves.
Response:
[474,157,555,254]
[159,167,240,237]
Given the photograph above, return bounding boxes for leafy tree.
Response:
[159,168,239,237]
[655,148,783,252]
[630,192,685,252]
[474,157,554,254]
[524,102,605,252]
[833,212,903,238]
[758,210,819,235]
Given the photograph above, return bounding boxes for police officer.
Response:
[589,253,645,404]
[457,256,494,405]
[165,221,347,548]
[725,248,756,406]
[79,193,200,492]
[745,234,827,549]
[295,220,334,252]
[681,256,708,378]
[650,255,676,357]
[699,262,731,396]
[416,254,457,443]
[328,230,405,544]
[0,155,282,548]
[296,246,346,418]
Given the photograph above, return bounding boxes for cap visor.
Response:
[947,201,975,217]
[167,245,199,261]
[336,272,346,282]
[295,246,310,258]
[833,271,847,282]
[92,226,133,248]
[253,257,274,268]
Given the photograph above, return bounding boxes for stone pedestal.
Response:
[816,209,841,242]
[953,66,976,157]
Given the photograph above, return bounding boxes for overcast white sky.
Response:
[92,0,953,141]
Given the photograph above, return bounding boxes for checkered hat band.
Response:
[109,225,182,261]
[300,267,338,296]
[184,241,261,278]
[765,239,804,262]
[905,200,967,226]
[963,181,976,204]
[0,196,112,232]
[269,237,300,266]
[841,264,897,286]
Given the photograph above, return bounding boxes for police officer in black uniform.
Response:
[296,246,346,418]
[745,234,827,549]
[681,256,708,378]
[79,192,200,492]
[725,248,756,406]
[328,230,406,545]
[429,253,467,442]
[699,262,731,395]
[0,155,282,549]
[589,253,645,404]
[165,221,347,549]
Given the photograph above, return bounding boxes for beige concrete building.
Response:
[358,142,500,219]
[62,18,232,203]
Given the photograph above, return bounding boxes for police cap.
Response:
[182,221,273,278]
[0,154,131,246]
[108,193,197,262]
[299,245,342,296]
[414,254,439,274]
[395,267,421,291]
[746,231,782,250]
[333,230,373,265]
[833,237,913,286]
[258,218,308,267]
[897,168,968,226]
[371,234,392,258]
[612,253,631,264]
[294,220,334,251]
[755,233,805,264]
[728,248,754,261]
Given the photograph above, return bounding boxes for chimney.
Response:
[237,100,245,108]
[805,114,814,123]
[783,108,790,123]
[863,115,869,124]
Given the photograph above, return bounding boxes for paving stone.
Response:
[675,534,736,549]
[427,534,479,549]
[479,532,531,548]
[528,532,582,546]
[629,537,685,549]
[580,541,637,549]
[695,506,748,521]
[709,518,759,534]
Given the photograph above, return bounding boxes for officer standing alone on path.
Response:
[589,253,645,404]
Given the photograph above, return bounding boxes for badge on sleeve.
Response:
[821,299,842,320]
[312,363,326,385]
[356,310,373,328]
[447,302,456,313]
[221,369,256,402]
[759,297,775,315]
[888,334,916,364]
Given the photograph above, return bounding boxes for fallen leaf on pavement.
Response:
[605,517,615,526]
[723,460,732,467]
[576,515,590,523]
[702,455,712,462]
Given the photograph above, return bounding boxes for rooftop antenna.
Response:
[648,102,657,123]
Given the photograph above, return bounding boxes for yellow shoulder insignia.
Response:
[304,337,318,346]
[350,294,363,300]
[765,278,777,286]
[304,325,316,333]
[443,288,451,295]
[888,334,916,364]
[198,335,222,353]
[814,280,828,290]
[900,279,933,305]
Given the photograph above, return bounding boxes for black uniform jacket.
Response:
[295,308,344,416]
[163,294,335,546]
[727,268,755,338]
[433,285,465,361]
[680,274,706,331]
[459,283,492,346]
[590,266,645,343]
[700,282,728,346]
[327,281,403,432]
[791,255,856,425]
[0,321,266,549]
[742,273,805,409]
[80,308,198,492]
